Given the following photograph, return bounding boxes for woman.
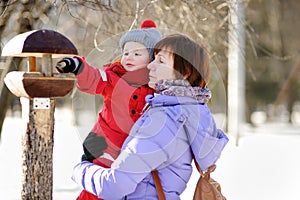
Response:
[72,34,229,199]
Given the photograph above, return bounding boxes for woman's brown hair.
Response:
[153,34,210,88]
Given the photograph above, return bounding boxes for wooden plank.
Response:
[27,56,36,72]
[4,71,75,98]
[22,76,76,97]
[2,30,78,58]
[23,30,78,55]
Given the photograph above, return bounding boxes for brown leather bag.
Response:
[193,163,226,200]
[152,162,226,200]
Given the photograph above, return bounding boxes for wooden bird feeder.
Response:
[2,29,78,199]
[3,29,77,98]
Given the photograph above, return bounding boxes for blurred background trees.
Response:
[1,0,300,136]
[245,0,300,123]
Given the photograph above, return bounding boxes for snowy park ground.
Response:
[1,108,300,200]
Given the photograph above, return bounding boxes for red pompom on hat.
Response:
[140,19,157,28]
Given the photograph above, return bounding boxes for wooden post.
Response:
[42,54,53,76]
[2,29,77,199]
[21,54,54,199]
[21,98,55,199]
[27,56,36,72]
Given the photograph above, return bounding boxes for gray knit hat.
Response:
[119,20,162,61]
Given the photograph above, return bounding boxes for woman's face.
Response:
[147,49,175,89]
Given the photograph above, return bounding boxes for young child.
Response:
[56,20,162,200]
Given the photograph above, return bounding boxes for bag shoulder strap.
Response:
[182,123,214,176]
[193,156,216,177]
[152,122,216,199]
[152,170,166,200]
[152,161,216,200]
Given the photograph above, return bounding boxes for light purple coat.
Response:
[72,94,229,200]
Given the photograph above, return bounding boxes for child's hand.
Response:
[82,132,108,162]
[55,57,82,74]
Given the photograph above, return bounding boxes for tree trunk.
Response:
[227,0,246,145]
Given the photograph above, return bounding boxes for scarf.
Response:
[154,79,211,102]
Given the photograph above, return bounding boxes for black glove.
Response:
[82,132,108,162]
[56,57,82,75]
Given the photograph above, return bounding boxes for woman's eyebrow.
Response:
[156,52,165,58]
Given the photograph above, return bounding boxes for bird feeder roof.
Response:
[2,29,78,58]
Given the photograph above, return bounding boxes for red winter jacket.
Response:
[75,56,154,200]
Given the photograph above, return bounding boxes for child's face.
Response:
[121,41,150,72]
[147,48,176,89]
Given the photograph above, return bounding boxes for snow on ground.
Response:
[1,108,300,200]
[214,124,300,200]
[0,109,83,200]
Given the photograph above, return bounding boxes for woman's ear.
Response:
[183,71,191,79]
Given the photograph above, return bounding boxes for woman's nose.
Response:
[147,61,155,70]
